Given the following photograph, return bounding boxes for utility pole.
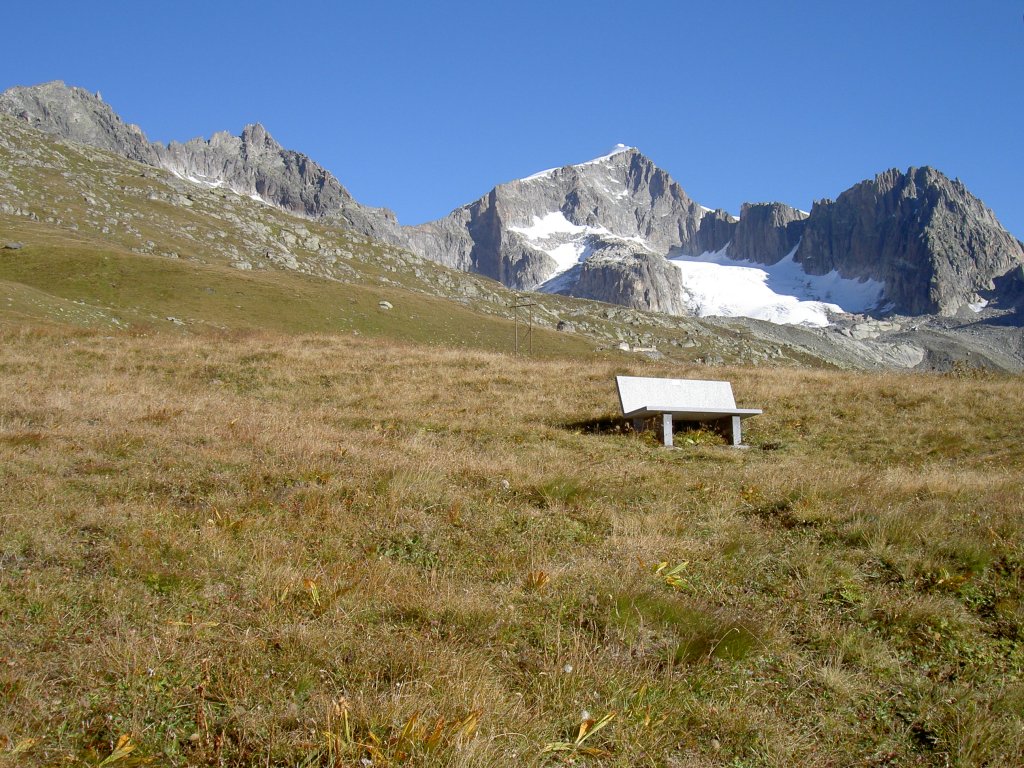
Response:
[511,294,537,355]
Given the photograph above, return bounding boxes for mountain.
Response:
[405,145,705,314]
[795,167,1024,315]
[0,81,402,243]
[3,80,1023,326]
[0,108,823,367]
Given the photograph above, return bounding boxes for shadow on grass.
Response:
[564,416,736,447]
[563,415,635,435]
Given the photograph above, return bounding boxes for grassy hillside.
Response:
[0,222,596,356]
[2,325,1022,766]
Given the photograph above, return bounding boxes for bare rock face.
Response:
[987,265,1024,316]
[402,212,475,273]
[729,202,807,263]
[674,202,807,264]
[0,81,401,244]
[0,81,157,164]
[157,124,347,217]
[689,208,738,255]
[155,123,401,241]
[796,167,1024,315]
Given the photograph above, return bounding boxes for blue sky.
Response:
[4,1,1023,236]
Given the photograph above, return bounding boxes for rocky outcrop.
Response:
[156,124,401,242]
[0,81,157,164]
[0,81,401,243]
[985,264,1024,316]
[729,202,807,263]
[795,167,1024,315]
[553,241,689,315]
[157,125,339,215]
[688,209,737,255]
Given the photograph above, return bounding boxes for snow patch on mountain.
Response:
[509,211,591,240]
[169,168,224,189]
[513,209,886,325]
[510,211,645,274]
[522,166,560,182]
[167,167,273,207]
[668,247,886,326]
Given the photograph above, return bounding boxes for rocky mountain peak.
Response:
[240,123,276,151]
[796,166,1024,314]
[207,129,240,149]
[0,80,155,163]
[405,144,707,304]
[517,144,636,183]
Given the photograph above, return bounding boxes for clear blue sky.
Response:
[4,1,1023,237]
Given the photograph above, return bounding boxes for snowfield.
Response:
[668,247,885,327]
[522,144,634,182]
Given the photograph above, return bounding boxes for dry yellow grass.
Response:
[2,325,1023,766]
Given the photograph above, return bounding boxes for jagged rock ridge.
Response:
[729,203,808,264]
[0,81,401,243]
[0,81,156,164]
